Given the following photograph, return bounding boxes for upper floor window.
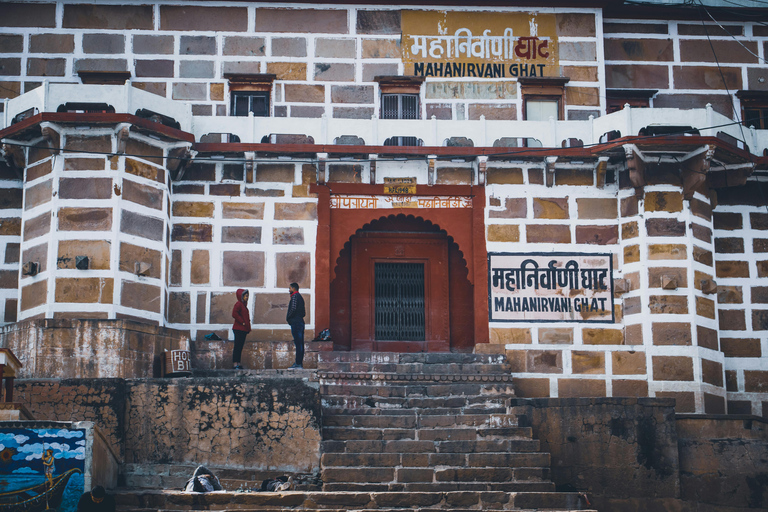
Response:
[606,89,657,114]
[737,91,768,130]
[375,76,424,120]
[519,77,569,121]
[232,91,269,117]
[382,93,419,120]
[225,73,275,117]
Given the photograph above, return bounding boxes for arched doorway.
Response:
[330,215,474,352]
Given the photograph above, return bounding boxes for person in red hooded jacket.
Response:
[231,289,250,369]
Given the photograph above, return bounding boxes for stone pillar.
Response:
[17,121,190,324]
[620,145,725,413]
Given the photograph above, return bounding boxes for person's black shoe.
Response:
[288,364,303,369]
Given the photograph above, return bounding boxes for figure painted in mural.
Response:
[42,448,54,485]
[231,289,251,370]
[286,283,305,369]
[76,486,115,512]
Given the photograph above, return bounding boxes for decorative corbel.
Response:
[475,156,487,186]
[39,123,60,155]
[428,155,437,186]
[595,156,610,189]
[680,144,714,200]
[244,152,256,183]
[115,125,131,155]
[624,144,646,197]
[166,146,196,181]
[369,155,377,185]
[317,153,328,185]
[545,156,558,187]
[0,144,24,179]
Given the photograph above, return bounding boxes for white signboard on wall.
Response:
[488,253,614,323]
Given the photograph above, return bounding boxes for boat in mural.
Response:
[0,468,82,512]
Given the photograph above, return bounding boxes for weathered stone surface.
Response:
[291,106,325,117]
[696,296,716,319]
[27,58,65,76]
[490,328,532,344]
[583,328,624,345]
[653,356,694,381]
[275,203,317,220]
[646,218,685,236]
[673,65,742,90]
[526,225,570,244]
[556,12,596,36]
[511,378,550,398]
[21,280,47,311]
[649,295,688,314]
[362,63,399,82]
[58,177,112,200]
[190,249,209,285]
[83,34,124,54]
[55,277,114,304]
[180,61,214,79]
[316,38,356,58]
[253,293,311,324]
[0,35,23,53]
[538,328,573,344]
[489,198,526,218]
[172,82,206,101]
[331,85,374,104]
[713,211,742,230]
[160,6,247,31]
[24,179,52,210]
[57,240,110,271]
[487,225,519,242]
[652,322,691,345]
[222,251,265,287]
[715,261,750,278]
[577,198,617,219]
[172,223,212,243]
[506,350,562,373]
[572,351,605,374]
[222,226,262,244]
[745,371,768,393]
[58,207,112,232]
[555,169,593,186]
[620,196,638,217]
[533,197,569,219]
[315,63,355,82]
[256,164,295,183]
[266,62,307,80]
[612,380,648,397]
[125,158,164,183]
[648,267,688,288]
[4,243,19,265]
[719,309,746,331]
[648,244,687,260]
[333,107,374,119]
[612,351,646,375]
[605,38,674,61]
[0,218,22,237]
[123,180,163,210]
[328,165,363,183]
[575,225,619,245]
[133,35,174,54]
[721,338,761,358]
[118,242,161,279]
[624,245,639,264]
[486,168,524,184]
[64,4,152,29]
[272,37,307,57]
[121,280,161,313]
[606,64,669,89]
[121,210,164,241]
[180,35,215,55]
[173,201,214,218]
[273,227,304,245]
[167,292,190,324]
[2,3,56,27]
[285,84,325,103]
[468,104,517,120]
[558,379,606,397]
[621,221,638,239]
[624,296,642,315]
[0,268,17,289]
[30,34,74,53]
[256,8,347,33]
[357,10,400,34]
[276,253,311,289]
[697,325,719,351]
[223,36,265,56]
[752,310,768,331]
[644,191,683,213]
[681,40,758,64]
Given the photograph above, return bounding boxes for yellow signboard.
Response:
[401,10,559,78]
[384,184,417,195]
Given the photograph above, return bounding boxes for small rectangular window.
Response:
[231,91,270,117]
[525,99,559,121]
[381,93,420,120]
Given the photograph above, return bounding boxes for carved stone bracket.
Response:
[40,123,60,155]
[680,144,714,200]
[545,156,558,188]
[369,156,377,185]
[428,155,437,185]
[0,144,24,179]
[317,153,328,185]
[115,124,131,155]
[595,156,610,189]
[166,145,196,181]
[476,155,488,186]
[624,144,646,197]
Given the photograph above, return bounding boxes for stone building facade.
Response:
[0,0,767,415]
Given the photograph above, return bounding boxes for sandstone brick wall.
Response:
[0,3,601,121]
[487,163,726,413]
[0,160,22,325]
[604,19,768,117]
[169,159,316,342]
[712,181,768,417]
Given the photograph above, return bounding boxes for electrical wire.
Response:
[694,0,768,62]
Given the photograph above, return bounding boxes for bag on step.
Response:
[182,465,223,493]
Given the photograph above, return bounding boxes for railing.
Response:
[1,83,766,156]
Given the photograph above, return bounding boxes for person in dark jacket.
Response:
[231,288,250,369]
[286,283,305,369]
[76,486,115,512]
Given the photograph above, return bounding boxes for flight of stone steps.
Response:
[114,351,595,511]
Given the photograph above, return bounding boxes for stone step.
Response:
[320,393,512,411]
[320,451,549,468]
[120,464,321,491]
[317,362,512,375]
[317,373,514,386]
[321,426,534,442]
[321,481,556,492]
[320,438,541,454]
[318,381,516,396]
[318,352,509,365]
[114,489,593,511]
[321,411,521,428]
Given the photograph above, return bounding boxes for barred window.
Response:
[231,91,269,117]
[381,93,420,120]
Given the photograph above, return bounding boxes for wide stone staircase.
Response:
[114,351,595,511]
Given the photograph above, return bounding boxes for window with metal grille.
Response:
[381,93,420,120]
[231,91,269,117]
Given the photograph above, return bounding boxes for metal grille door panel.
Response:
[375,262,425,341]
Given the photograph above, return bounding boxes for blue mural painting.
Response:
[0,429,85,512]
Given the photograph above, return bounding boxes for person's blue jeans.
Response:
[290,322,305,366]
